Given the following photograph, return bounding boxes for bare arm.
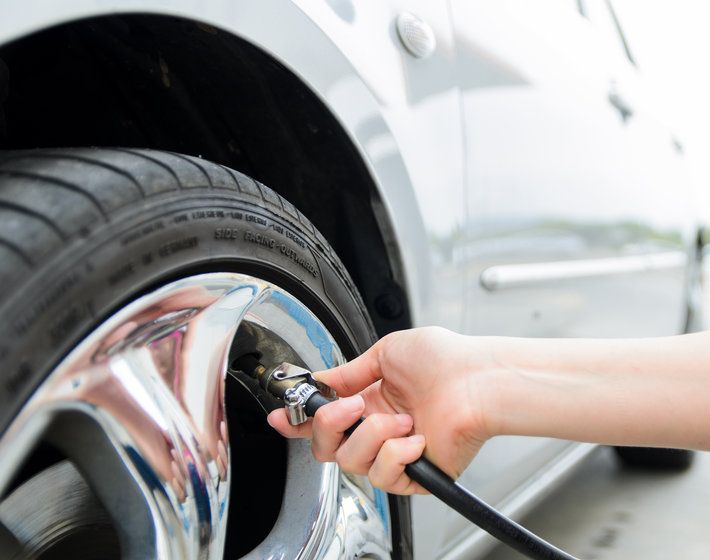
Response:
[268,328,710,494]
[487,332,710,450]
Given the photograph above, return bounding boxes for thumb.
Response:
[313,343,383,397]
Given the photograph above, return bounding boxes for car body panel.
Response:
[0,1,698,559]
[0,0,467,334]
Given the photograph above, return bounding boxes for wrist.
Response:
[461,336,522,440]
[468,336,590,441]
[464,333,710,450]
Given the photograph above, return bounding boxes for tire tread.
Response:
[0,198,68,241]
[0,151,146,197]
[0,148,370,324]
[106,147,184,190]
[0,168,109,218]
[0,237,33,267]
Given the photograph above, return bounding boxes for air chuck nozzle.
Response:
[230,356,337,425]
[232,355,316,400]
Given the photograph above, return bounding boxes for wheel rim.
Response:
[0,272,391,559]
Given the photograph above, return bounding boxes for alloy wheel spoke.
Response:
[0,273,392,559]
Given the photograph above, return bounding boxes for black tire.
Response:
[613,255,700,474]
[613,446,694,471]
[0,147,412,558]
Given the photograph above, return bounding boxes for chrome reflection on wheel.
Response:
[0,273,391,559]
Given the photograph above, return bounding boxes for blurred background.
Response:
[615,0,710,220]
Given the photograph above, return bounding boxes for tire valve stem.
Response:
[232,354,336,425]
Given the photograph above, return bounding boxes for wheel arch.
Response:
[0,4,419,336]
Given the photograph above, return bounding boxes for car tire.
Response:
[0,147,412,559]
[613,446,694,471]
[612,246,701,474]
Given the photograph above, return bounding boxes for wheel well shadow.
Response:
[0,13,411,336]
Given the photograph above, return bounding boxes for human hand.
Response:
[267,327,497,494]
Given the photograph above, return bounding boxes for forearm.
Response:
[481,331,710,450]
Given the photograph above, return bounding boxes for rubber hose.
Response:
[304,392,580,560]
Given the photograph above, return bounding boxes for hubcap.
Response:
[0,273,391,559]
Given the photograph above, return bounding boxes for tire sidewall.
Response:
[0,189,375,433]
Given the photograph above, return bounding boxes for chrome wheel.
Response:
[0,273,391,559]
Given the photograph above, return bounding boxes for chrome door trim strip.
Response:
[480,251,687,291]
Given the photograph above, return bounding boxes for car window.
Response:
[582,0,636,65]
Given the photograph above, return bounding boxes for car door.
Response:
[453,0,690,342]
[414,1,692,558]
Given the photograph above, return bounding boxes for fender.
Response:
[0,0,467,329]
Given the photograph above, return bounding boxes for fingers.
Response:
[267,408,313,439]
[267,394,367,446]
[368,435,427,495]
[333,413,413,474]
[313,344,383,397]
[267,392,426,495]
[311,395,366,461]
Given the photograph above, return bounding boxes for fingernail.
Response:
[409,434,425,445]
[266,411,277,427]
[339,394,364,413]
[395,413,413,427]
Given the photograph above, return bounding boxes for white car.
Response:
[0,1,699,559]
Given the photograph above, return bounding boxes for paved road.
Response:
[483,446,710,559]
